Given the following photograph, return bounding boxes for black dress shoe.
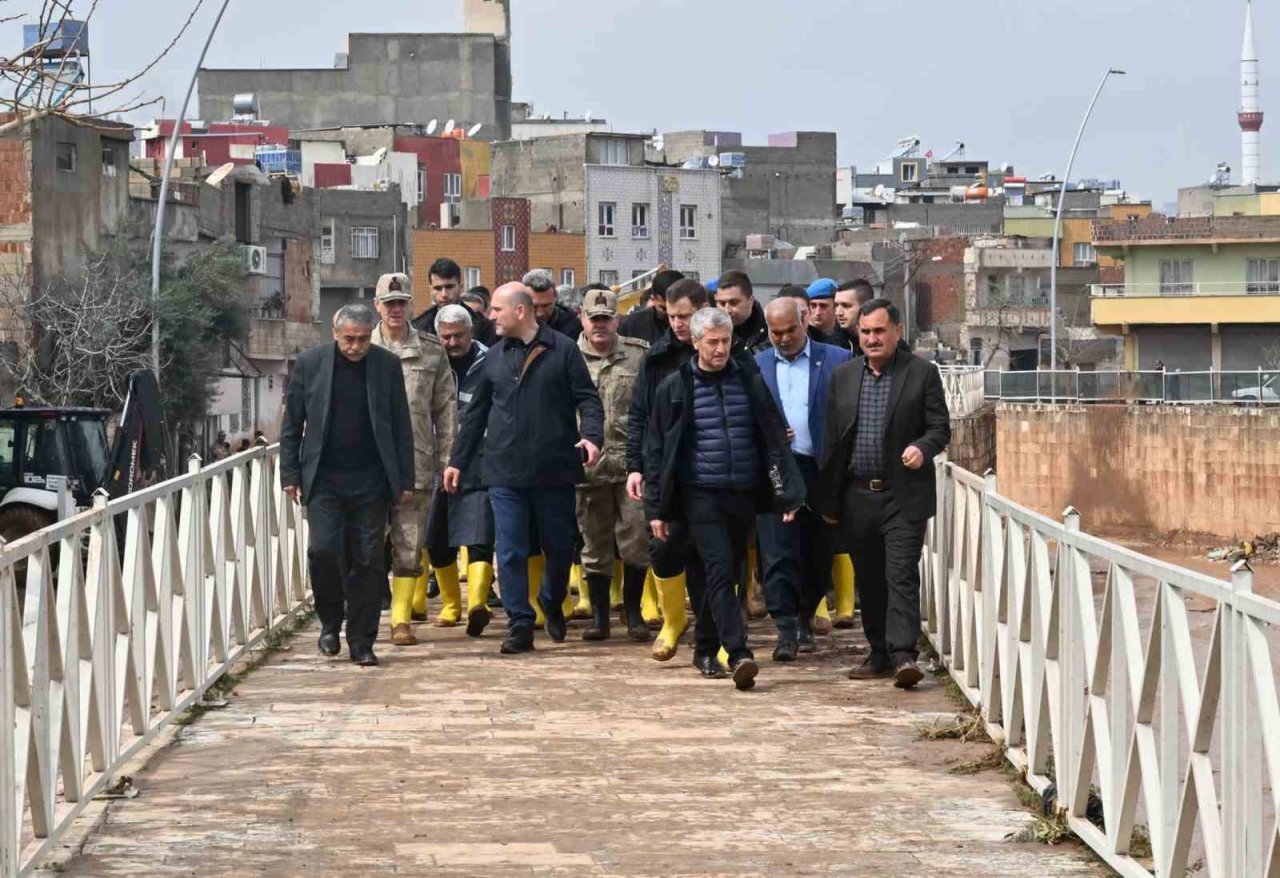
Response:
[487,591,503,608]
[351,648,379,667]
[500,629,535,654]
[847,654,894,679]
[426,574,440,599]
[730,657,759,691]
[465,605,491,638]
[693,654,726,679]
[544,604,567,643]
[317,631,340,657]
[625,618,653,643]
[772,637,798,662]
[893,659,925,690]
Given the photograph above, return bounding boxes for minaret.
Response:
[1240,0,1264,185]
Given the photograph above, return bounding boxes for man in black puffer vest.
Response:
[644,307,806,691]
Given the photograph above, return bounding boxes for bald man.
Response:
[444,283,605,655]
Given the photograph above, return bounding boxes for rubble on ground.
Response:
[1206,532,1280,564]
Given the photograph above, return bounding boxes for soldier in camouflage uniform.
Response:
[371,273,457,647]
[575,288,653,642]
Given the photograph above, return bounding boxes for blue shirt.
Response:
[774,340,813,457]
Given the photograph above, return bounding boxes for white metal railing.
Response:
[938,365,987,417]
[984,369,1280,404]
[1092,282,1280,298]
[1,445,309,877]
[922,461,1280,877]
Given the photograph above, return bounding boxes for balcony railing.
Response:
[982,368,1280,404]
[1092,282,1280,297]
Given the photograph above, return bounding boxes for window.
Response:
[320,218,335,265]
[23,419,60,476]
[0,418,15,486]
[683,270,701,282]
[599,270,619,286]
[1005,274,1026,305]
[350,226,380,260]
[1072,242,1097,267]
[631,203,649,238]
[1246,258,1280,293]
[900,161,918,183]
[501,224,516,252]
[55,142,76,173]
[101,147,117,178]
[416,164,426,204]
[560,268,576,287]
[598,137,631,166]
[964,165,980,175]
[632,269,647,279]
[598,202,616,237]
[444,173,462,204]
[1159,259,1194,295]
[679,204,696,239]
[465,267,482,288]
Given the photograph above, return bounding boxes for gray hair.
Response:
[334,302,377,330]
[690,307,733,340]
[522,268,555,292]
[764,296,805,324]
[557,283,583,309]
[435,303,474,332]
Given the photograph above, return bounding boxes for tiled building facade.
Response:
[584,165,721,287]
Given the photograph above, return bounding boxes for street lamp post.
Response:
[1049,67,1125,372]
[150,0,233,379]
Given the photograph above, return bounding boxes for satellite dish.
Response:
[426,119,438,135]
[652,135,665,152]
[444,119,456,134]
[707,155,720,168]
[205,162,236,189]
[467,122,482,137]
[584,110,593,123]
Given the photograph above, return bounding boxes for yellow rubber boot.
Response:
[641,568,662,626]
[433,563,463,627]
[528,554,546,629]
[570,564,590,619]
[812,592,833,635]
[390,576,418,646]
[465,560,494,637]
[411,551,430,621]
[717,646,730,669]
[832,553,856,629]
[611,561,625,609]
[651,573,689,661]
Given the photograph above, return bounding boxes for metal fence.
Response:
[984,369,1280,405]
[1,446,309,877]
[923,462,1280,877]
[939,365,987,418]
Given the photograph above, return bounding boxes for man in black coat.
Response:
[618,269,683,344]
[524,268,582,339]
[715,269,770,355]
[413,257,497,345]
[815,298,951,689]
[444,282,605,655]
[280,303,415,667]
[644,307,805,691]
[624,278,708,663]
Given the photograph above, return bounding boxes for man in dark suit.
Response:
[280,303,415,667]
[754,297,852,661]
[816,298,950,689]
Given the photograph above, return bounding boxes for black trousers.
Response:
[843,487,927,664]
[648,521,708,643]
[684,487,756,664]
[306,466,389,653]
[757,455,832,633]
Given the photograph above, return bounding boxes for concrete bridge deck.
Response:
[45,613,1104,877]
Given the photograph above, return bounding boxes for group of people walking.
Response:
[279,259,951,691]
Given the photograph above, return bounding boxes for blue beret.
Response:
[807,278,837,300]
[706,278,719,293]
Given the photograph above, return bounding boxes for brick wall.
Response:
[529,232,585,287]
[492,197,530,287]
[413,229,495,313]
[949,407,996,475]
[995,403,1280,538]
[0,138,31,225]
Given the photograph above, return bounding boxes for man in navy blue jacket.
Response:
[444,282,605,655]
[754,297,852,661]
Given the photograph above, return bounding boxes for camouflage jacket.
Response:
[578,333,648,484]
[371,324,457,490]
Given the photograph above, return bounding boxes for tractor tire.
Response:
[0,504,56,545]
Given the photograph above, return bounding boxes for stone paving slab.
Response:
[50,610,1106,877]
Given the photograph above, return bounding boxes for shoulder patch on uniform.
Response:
[622,337,651,350]
[417,330,443,347]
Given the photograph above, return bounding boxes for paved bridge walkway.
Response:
[45,614,1103,877]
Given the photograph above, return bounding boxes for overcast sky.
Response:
[5,0,1269,206]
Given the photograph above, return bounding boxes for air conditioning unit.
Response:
[242,244,268,275]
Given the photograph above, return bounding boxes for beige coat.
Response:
[372,323,457,491]
[578,333,648,485]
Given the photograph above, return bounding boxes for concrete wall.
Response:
[313,187,408,291]
[1121,241,1280,288]
[199,33,510,140]
[490,135,589,232]
[994,403,1280,538]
